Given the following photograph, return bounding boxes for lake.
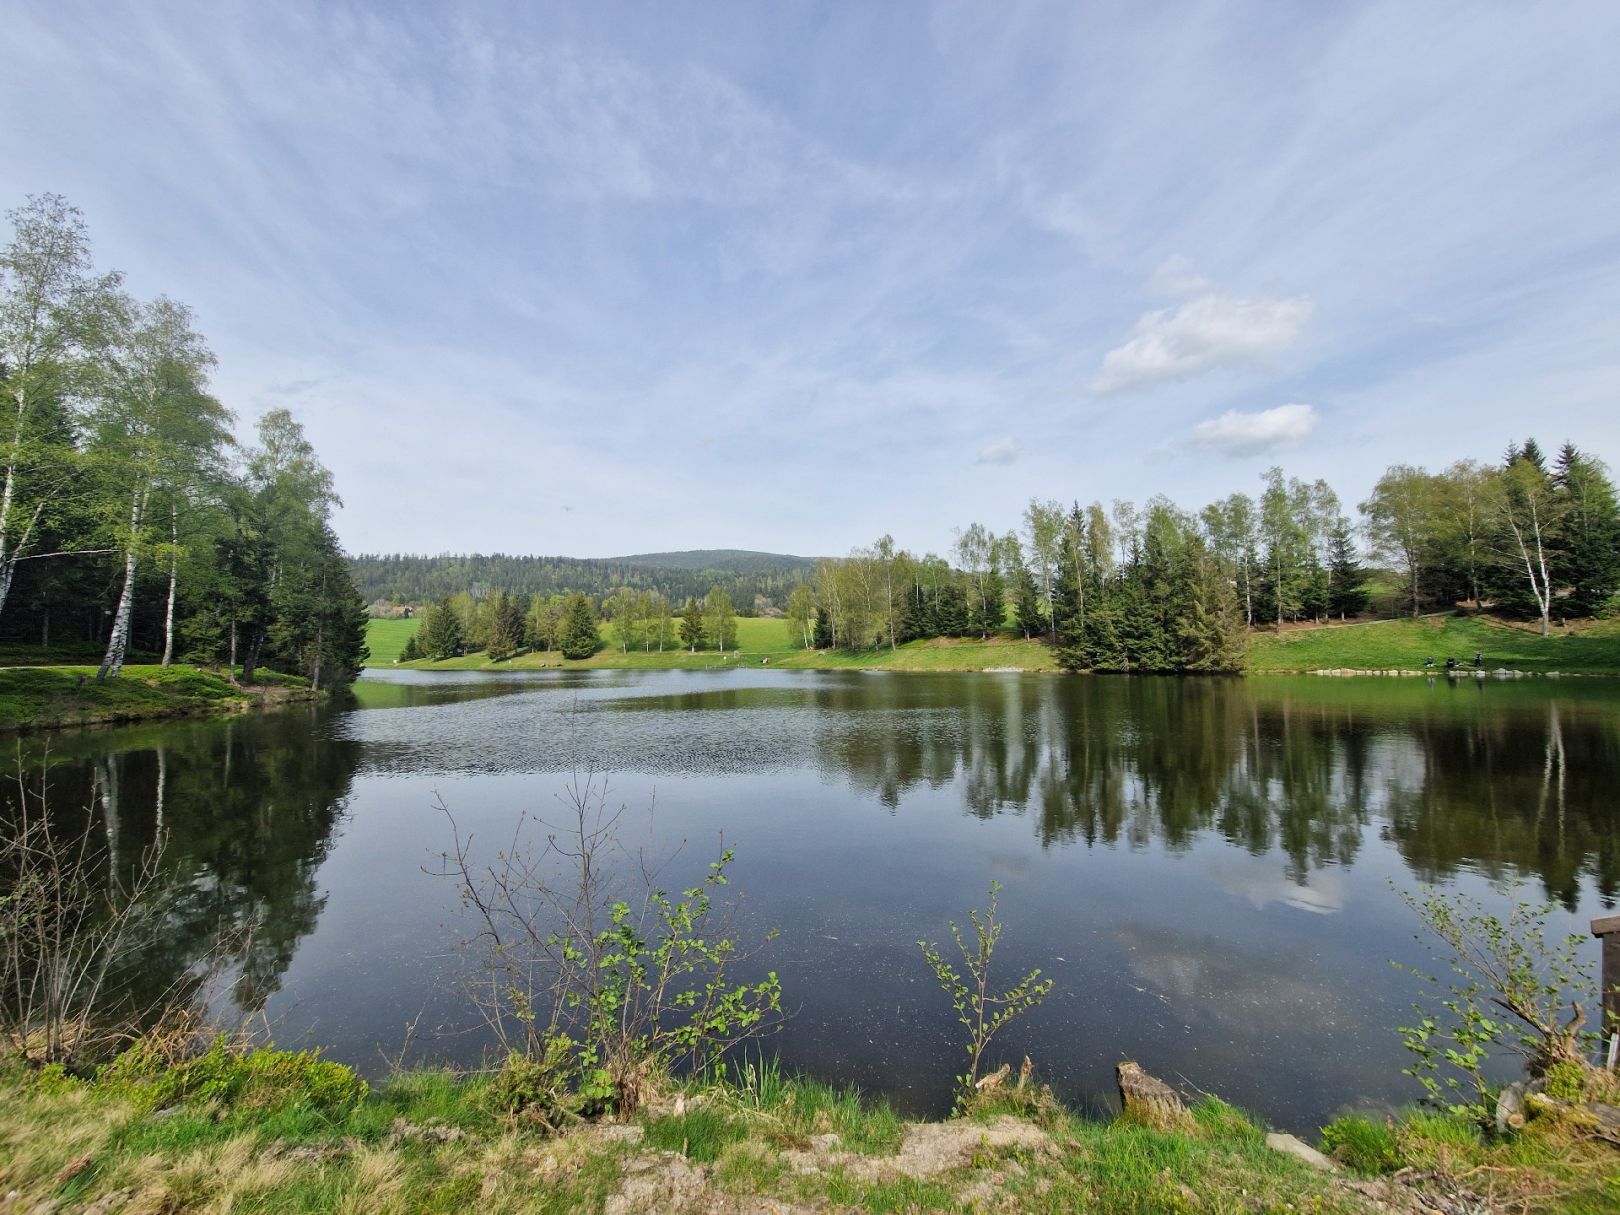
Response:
[17,667,1619,1132]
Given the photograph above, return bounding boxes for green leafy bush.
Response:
[1394,884,1595,1117]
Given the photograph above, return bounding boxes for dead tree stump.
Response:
[1116,1061,1192,1131]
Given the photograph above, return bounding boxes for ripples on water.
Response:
[16,668,1619,1130]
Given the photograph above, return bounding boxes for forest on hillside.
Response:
[0,195,367,687]
[348,552,812,617]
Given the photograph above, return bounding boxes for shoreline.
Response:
[0,664,323,734]
[7,1052,1614,1214]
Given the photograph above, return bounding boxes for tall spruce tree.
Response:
[558,592,599,659]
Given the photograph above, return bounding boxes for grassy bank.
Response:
[1246,614,1620,674]
[369,613,1620,678]
[0,665,316,732]
[12,1050,1615,1215]
[370,615,1061,674]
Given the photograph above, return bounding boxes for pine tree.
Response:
[557,592,600,659]
[399,631,420,662]
[1326,519,1369,620]
[811,606,833,649]
[679,597,706,652]
[1552,443,1620,615]
[485,589,524,662]
[419,595,465,660]
[1012,565,1043,639]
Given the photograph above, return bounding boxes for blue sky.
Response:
[4,1,1617,558]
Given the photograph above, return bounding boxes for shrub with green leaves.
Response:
[919,881,1054,1111]
[1393,883,1596,1117]
[439,774,783,1119]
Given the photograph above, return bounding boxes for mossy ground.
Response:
[0,664,314,732]
[6,1053,1615,1214]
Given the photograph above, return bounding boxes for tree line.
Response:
[349,552,809,617]
[797,437,1617,672]
[401,585,746,661]
[393,435,1618,675]
[0,195,367,687]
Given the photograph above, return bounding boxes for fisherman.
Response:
[1424,656,1435,668]
[1473,651,1483,667]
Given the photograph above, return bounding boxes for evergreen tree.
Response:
[1551,443,1620,615]
[679,596,706,652]
[399,631,420,662]
[419,596,465,660]
[811,606,833,649]
[557,592,599,659]
[1326,519,1369,619]
[1012,564,1043,639]
[485,589,524,661]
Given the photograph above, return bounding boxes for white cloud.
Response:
[1187,403,1318,457]
[976,437,1018,465]
[1091,289,1314,393]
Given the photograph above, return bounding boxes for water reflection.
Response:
[11,669,1618,1130]
[810,675,1617,905]
[10,711,360,1024]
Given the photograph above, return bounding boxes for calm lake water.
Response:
[19,668,1620,1131]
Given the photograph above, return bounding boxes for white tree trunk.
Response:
[97,489,145,681]
[161,503,178,667]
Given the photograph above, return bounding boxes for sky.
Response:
[3,1,1618,559]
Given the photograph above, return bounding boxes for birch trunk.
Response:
[97,488,145,681]
[161,502,178,667]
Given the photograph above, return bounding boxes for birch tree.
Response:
[90,295,227,680]
[1360,464,1442,618]
[0,194,119,621]
[1490,456,1559,636]
[1022,498,1062,641]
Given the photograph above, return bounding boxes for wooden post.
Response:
[1593,914,1620,1070]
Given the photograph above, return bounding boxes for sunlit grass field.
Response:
[367,612,1620,676]
[1245,613,1620,674]
[363,616,422,664]
[367,615,1060,673]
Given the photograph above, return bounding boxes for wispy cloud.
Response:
[1091,280,1314,394]
[976,437,1018,465]
[1187,404,1318,458]
[3,2,1616,555]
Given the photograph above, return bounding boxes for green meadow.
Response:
[368,612,1620,677]
[1245,613,1620,674]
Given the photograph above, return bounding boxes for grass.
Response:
[368,611,1620,678]
[364,616,422,664]
[0,664,315,732]
[5,1048,1617,1214]
[1246,613,1620,674]
[369,614,1062,674]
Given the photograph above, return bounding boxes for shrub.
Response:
[1394,884,1596,1117]
[437,772,782,1118]
[919,881,1054,1111]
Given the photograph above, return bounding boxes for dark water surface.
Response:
[20,668,1620,1131]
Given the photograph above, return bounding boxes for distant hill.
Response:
[348,550,812,612]
[603,549,815,574]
